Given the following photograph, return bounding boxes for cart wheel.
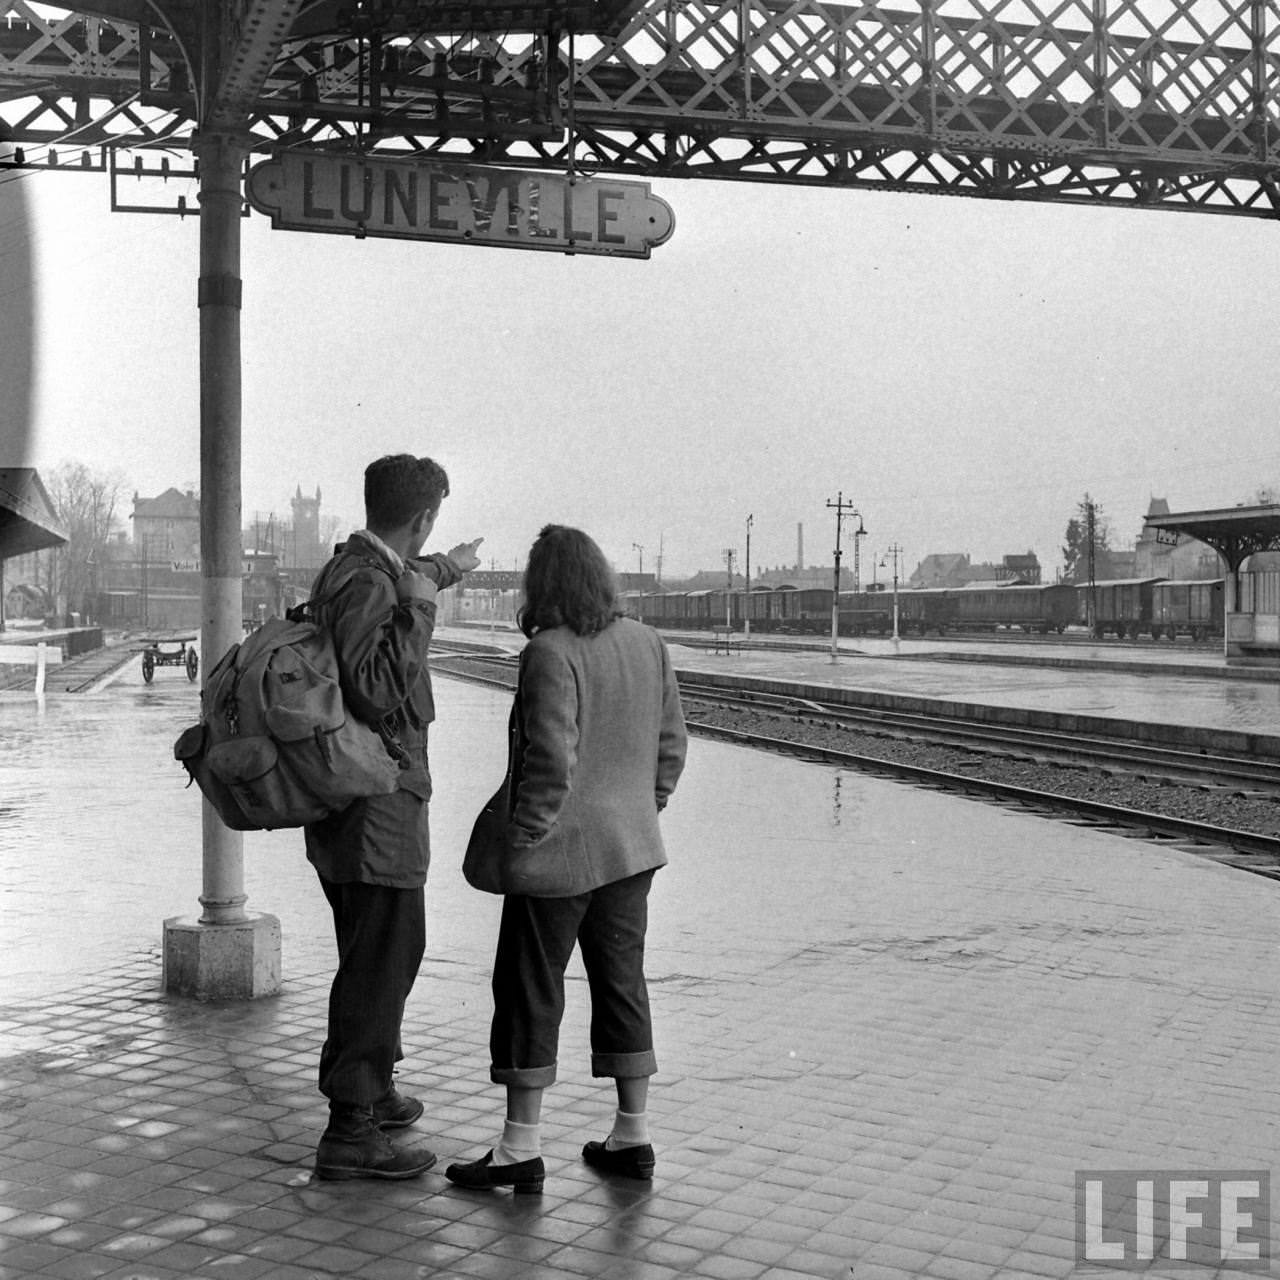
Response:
[186,647,199,681]
[142,651,155,683]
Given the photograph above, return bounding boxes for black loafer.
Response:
[445,1150,544,1194]
[582,1139,655,1180]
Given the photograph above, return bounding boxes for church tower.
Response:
[291,485,322,569]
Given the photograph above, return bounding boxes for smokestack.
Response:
[797,522,804,572]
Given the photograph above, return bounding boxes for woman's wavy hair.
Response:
[518,525,623,639]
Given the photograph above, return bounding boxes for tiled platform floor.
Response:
[3,682,1280,1279]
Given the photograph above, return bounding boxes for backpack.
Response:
[173,567,404,831]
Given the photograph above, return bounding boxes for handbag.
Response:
[462,779,511,894]
[461,681,577,898]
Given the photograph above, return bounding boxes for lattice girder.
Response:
[5,1,1280,218]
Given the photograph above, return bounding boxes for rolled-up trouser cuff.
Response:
[591,1049,657,1079]
[491,1062,558,1088]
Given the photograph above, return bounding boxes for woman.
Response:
[446,525,687,1193]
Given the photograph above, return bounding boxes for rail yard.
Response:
[431,631,1280,883]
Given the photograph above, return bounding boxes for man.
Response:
[305,454,482,1181]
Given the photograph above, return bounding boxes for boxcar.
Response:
[1077,578,1162,638]
[838,589,894,635]
[1151,579,1223,640]
[768,586,832,633]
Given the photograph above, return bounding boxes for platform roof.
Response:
[72,0,647,42]
[1143,504,1280,569]
[0,469,66,560]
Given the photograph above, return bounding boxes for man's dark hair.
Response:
[518,525,623,638]
[364,454,450,530]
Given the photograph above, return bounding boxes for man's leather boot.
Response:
[315,1104,437,1181]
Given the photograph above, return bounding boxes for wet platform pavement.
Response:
[2,633,1280,1279]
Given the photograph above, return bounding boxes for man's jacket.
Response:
[302,531,462,886]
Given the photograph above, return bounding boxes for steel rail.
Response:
[433,646,1280,795]
[429,647,1280,877]
[688,721,1280,881]
[676,679,1280,794]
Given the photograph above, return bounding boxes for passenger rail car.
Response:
[949,583,1075,633]
[894,587,959,634]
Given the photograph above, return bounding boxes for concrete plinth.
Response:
[163,913,282,1001]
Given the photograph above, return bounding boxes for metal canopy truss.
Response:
[1146,506,1280,571]
[5,1,1280,218]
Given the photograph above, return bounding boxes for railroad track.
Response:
[687,719,1280,882]
[431,645,1280,882]
[676,680,1280,796]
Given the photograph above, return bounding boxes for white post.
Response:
[34,642,46,697]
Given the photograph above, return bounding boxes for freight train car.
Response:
[1150,579,1223,640]
[781,587,836,632]
[837,589,894,635]
[1077,578,1162,638]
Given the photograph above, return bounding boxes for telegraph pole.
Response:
[723,547,736,629]
[826,492,861,662]
[744,514,753,638]
[884,543,903,644]
[1085,496,1098,638]
[632,542,644,621]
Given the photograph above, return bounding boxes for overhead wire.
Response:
[0,90,156,189]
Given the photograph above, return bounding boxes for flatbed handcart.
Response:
[138,635,199,683]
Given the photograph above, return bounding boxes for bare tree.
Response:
[46,461,127,622]
[318,513,347,561]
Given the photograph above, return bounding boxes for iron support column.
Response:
[196,130,248,927]
[163,129,280,1000]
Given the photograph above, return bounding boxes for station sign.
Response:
[245,150,674,259]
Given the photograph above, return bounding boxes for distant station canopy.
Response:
[0,469,66,559]
[1143,505,1280,572]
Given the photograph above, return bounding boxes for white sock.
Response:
[493,1119,541,1166]
[604,1108,649,1151]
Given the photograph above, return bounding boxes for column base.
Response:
[163,912,282,1000]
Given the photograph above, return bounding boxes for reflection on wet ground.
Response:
[5,663,1280,1279]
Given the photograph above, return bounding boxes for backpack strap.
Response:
[288,552,410,766]
[287,552,397,624]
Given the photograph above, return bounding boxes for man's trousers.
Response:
[317,875,426,1108]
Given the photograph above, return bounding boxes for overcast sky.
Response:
[6,160,1280,580]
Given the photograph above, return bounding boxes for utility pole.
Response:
[655,533,664,588]
[825,492,861,662]
[853,517,866,595]
[744,514,753,638]
[884,543,903,644]
[723,547,736,629]
[1085,496,1098,638]
[632,542,644,622]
